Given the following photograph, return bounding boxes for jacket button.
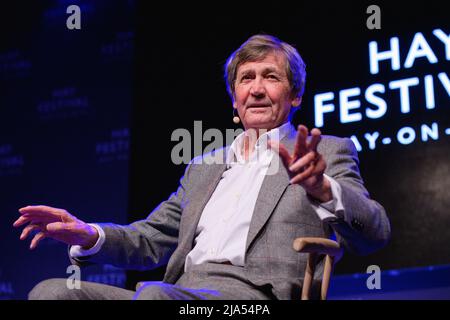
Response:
[351,218,364,231]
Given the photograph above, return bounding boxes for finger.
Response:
[19,205,53,213]
[268,141,292,170]
[308,157,326,177]
[19,205,61,217]
[291,156,326,185]
[30,231,47,250]
[19,205,67,222]
[20,224,41,240]
[312,156,327,175]
[308,128,322,152]
[14,213,58,228]
[288,151,317,173]
[13,215,33,227]
[290,162,316,184]
[293,125,308,160]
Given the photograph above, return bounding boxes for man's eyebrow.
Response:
[262,67,281,74]
[238,69,254,76]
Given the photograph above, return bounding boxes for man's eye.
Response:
[267,74,278,80]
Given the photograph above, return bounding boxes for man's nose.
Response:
[250,78,266,97]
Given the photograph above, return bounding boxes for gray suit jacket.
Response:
[76,124,391,299]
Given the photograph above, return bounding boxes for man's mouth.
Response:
[247,103,270,109]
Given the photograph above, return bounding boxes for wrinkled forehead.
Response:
[236,51,287,76]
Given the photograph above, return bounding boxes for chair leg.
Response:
[301,253,317,300]
[320,255,334,300]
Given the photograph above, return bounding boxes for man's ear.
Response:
[292,96,302,107]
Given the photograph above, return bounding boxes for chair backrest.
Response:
[293,237,344,300]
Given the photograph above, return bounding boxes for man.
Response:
[14,34,391,300]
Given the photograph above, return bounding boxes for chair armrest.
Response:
[293,237,343,261]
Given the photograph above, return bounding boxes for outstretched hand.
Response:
[13,205,98,250]
[269,124,332,203]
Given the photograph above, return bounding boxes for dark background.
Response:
[1,0,134,299]
[1,1,448,299]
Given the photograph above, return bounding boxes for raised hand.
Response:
[269,124,332,202]
[13,205,98,250]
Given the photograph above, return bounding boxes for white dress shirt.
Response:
[70,122,344,270]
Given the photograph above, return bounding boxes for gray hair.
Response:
[224,34,307,101]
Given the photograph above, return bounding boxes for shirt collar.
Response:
[226,122,293,165]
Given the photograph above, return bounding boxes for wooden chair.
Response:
[293,237,344,300]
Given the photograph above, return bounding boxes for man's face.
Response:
[233,52,301,130]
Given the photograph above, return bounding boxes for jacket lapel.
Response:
[165,161,226,284]
[180,155,228,251]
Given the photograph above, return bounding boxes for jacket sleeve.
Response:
[70,163,193,271]
[320,137,391,256]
